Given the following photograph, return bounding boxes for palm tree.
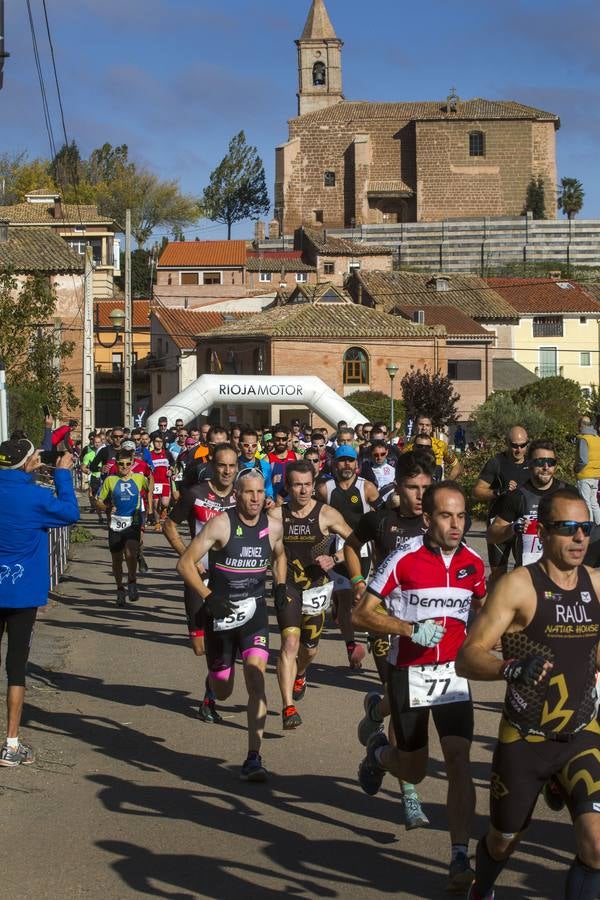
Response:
[558,177,585,220]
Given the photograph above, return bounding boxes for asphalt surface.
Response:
[0,509,578,899]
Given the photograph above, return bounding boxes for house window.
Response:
[324,263,335,275]
[539,347,558,378]
[111,352,123,373]
[343,347,369,385]
[533,316,563,338]
[181,272,199,286]
[580,317,588,324]
[313,61,326,86]
[348,261,361,274]
[296,272,308,283]
[203,271,221,285]
[448,359,482,381]
[324,171,336,187]
[259,272,272,283]
[314,210,324,224]
[469,131,485,157]
[581,351,591,367]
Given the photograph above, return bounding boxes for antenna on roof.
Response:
[447,87,459,113]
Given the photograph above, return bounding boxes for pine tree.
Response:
[202,132,270,239]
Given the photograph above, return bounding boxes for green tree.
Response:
[202,131,270,239]
[115,248,156,298]
[469,391,550,444]
[0,272,77,441]
[512,375,583,434]
[558,177,585,220]
[0,152,56,204]
[400,366,459,428]
[344,390,405,427]
[523,175,546,219]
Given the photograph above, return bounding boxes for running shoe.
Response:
[198,698,223,723]
[467,885,495,900]
[357,691,384,746]
[292,675,307,702]
[448,852,476,893]
[127,582,139,602]
[358,731,388,796]
[347,641,366,670]
[116,587,127,607]
[137,552,149,574]
[282,705,302,729]
[402,791,429,830]
[240,753,267,782]
[542,775,566,812]
[0,741,35,767]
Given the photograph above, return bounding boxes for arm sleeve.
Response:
[33,469,80,527]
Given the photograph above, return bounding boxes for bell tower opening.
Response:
[296,0,344,117]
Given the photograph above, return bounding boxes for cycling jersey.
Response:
[369,534,486,667]
[269,450,297,498]
[99,473,148,518]
[149,450,173,485]
[356,510,425,562]
[494,478,569,565]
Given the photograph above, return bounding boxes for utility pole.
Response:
[0,360,8,441]
[123,208,132,428]
[82,247,95,436]
[0,0,10,91]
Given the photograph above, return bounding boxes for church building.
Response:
[274,0,560,232]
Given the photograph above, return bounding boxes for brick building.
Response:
[275,0,559,232]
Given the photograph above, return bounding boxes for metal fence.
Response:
[48,523,71,591]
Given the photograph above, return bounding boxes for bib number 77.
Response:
[408,661,470,708]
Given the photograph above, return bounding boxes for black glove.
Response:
[501,654,547,687]
[512,517,527,534]
[204,593,235,620]
[274,584,288,611]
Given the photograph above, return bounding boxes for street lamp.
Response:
[386,362,399,435]
[95,307,125,348]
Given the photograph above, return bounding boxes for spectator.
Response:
[575,415,600,525]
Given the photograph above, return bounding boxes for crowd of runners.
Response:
[3,410,600,898]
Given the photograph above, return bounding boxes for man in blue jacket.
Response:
[0,438,79,766]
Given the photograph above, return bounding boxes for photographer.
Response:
[0,438,79,767]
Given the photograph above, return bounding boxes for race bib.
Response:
[522,523,542,565]
[110,514,133,532]
[301,581,334,615]
[213,596,257,632]
[153,484,163,495]
[408,661,470,708]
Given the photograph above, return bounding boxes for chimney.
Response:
[0,219,8,242]
[254,220,265,242]
[268,218,280,240]
[53,196,63,220]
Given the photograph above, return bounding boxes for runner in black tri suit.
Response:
[163,444,237,722]
[458,486,600,900]
[346,450,435,830]
[269,460,362,730]
[177,468,285,782]
[315,445,379,669]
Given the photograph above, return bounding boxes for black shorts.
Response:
[108,524,142,553]
[205,601,269,676]
[387,664,474,753]
[89,475,101,496]
[184,583,207,638]
[0,606,38,686]
[276,586,327,650]
[487,537,516,569]
[490,717,600,836]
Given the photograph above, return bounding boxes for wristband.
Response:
[351,575,366,585]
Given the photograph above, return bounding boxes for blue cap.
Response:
[334,444,358,460]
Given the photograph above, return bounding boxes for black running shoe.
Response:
[282,705,302,730]
[292,675,307,702]
[198,698,223,723]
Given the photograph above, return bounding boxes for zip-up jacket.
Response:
[0,468,80,608]
[369,534,486,667]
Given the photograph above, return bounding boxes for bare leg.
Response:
[277,629,300,708]
[111,551,123,588]
[124,540,139,582]
[6,686,25,739]
[244,654,268,754]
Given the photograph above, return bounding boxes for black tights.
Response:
[0,607,38,686]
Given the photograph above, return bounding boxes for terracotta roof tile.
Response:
[158,240,247,268]
[0,226,84,273]
[303,227,394,256]
[245,257,316,272]
[355,271,517,320]
[393,304,492,338]
[95,299,150,329]
[367,180,413,196]
[153,307,250,349]
[291,99,559,127]
[205,302,440,340]
[486,278,600,314]
[0,201,113,225]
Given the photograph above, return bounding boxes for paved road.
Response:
[0,512,576,899]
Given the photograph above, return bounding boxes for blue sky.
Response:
[4,0,600,239]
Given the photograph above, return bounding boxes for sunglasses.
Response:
[543,520,593,536]
[530,457,556,467]
[510,442,528,449]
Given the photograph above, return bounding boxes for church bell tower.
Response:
[296,0,344,117]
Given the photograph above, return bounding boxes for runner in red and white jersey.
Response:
[149,435,174,530]
[353,480,485,893]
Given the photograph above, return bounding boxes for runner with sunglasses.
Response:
[458,487,600,900]
[473,427,531,586]
[486,440,571,569]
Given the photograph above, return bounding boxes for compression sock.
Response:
[451,843,468,862]
[402,782,417,796]
[6,737,19,750]
[565,857,600,899]
[474,835,508,897]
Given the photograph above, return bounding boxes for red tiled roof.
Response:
[394,304,492,338]
[247,250,303,259]
[153,307,250,349]
[95,299,150,328]
[486,278,600,314]
[158,240,247,268]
